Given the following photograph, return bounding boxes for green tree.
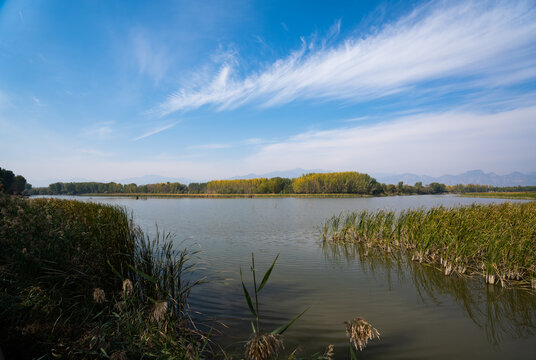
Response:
[429,182,446,194]
[397,181,404,194]
[0,168,27,195]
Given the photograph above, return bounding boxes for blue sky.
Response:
[1,0,535,186]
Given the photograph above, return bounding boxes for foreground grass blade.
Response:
[240,268,257,318]
[127,263,156,283]
[107,258,123,280]
[271,306,310,335]
[257,254,279,292]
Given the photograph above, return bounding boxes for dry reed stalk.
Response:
[186,343,196,360]
[486,273,496,285]
[345,317,380,351]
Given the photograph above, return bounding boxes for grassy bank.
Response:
[0,195,204,359]
[321,202,536,288]
[461,192,536,200]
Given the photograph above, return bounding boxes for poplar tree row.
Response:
[28,172,536,196]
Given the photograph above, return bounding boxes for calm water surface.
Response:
[58,195,536,359]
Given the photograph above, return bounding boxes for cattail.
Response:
[244,331,283,360]
[151,301,168,322]
[122,279,133,297]
[345,317,380,351]
[92,288,105,303]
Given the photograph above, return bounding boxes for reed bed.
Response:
[0,195,205,359]
[321,202,536,288]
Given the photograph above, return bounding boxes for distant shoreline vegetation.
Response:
[461,192,536,200]
[29,171,536,197]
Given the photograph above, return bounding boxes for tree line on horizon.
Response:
[0,167,30,195]
[26,171,535,196]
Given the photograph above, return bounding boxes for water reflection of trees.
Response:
[321,241,536,345]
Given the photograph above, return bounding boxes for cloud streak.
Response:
[244,106,536,176]
[159,1,536,115]
[133,29,170,83]
[189,143,231,150]
[134,122,179,141]
[79,148,114,157]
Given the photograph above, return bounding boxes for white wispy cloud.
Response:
[81,123,114,140]
[32,96,45,106]
[159,1,536,115]
[79,148,114,157]
[133,29,170,83]
[244,138,266,145]
[341,116,371,123]
[189,143,231,150]
[134,122,179,141]
[244,106,536,176]
[189,137,273,150]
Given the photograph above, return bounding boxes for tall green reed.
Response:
[240,253,309,360]
[321,202,536,288]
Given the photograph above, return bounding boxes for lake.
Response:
[52,195,536,359]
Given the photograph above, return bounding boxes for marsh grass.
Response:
[321,202,536,288]
[0,195,206,359]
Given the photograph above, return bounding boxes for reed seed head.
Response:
[345,317,380,351]
[122,278,133,297]
[325,344,335,359]
[151,301,168,322]
[244,330,283,360]
[92,288,105,303]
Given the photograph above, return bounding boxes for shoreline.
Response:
[79,193,377,198]
[62,192,536,200]
[460,192,536,200]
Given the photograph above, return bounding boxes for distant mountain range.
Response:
[227,168,327,180]
[116,174,196,185]
[371,170,536,186]
[229,169,536,186]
